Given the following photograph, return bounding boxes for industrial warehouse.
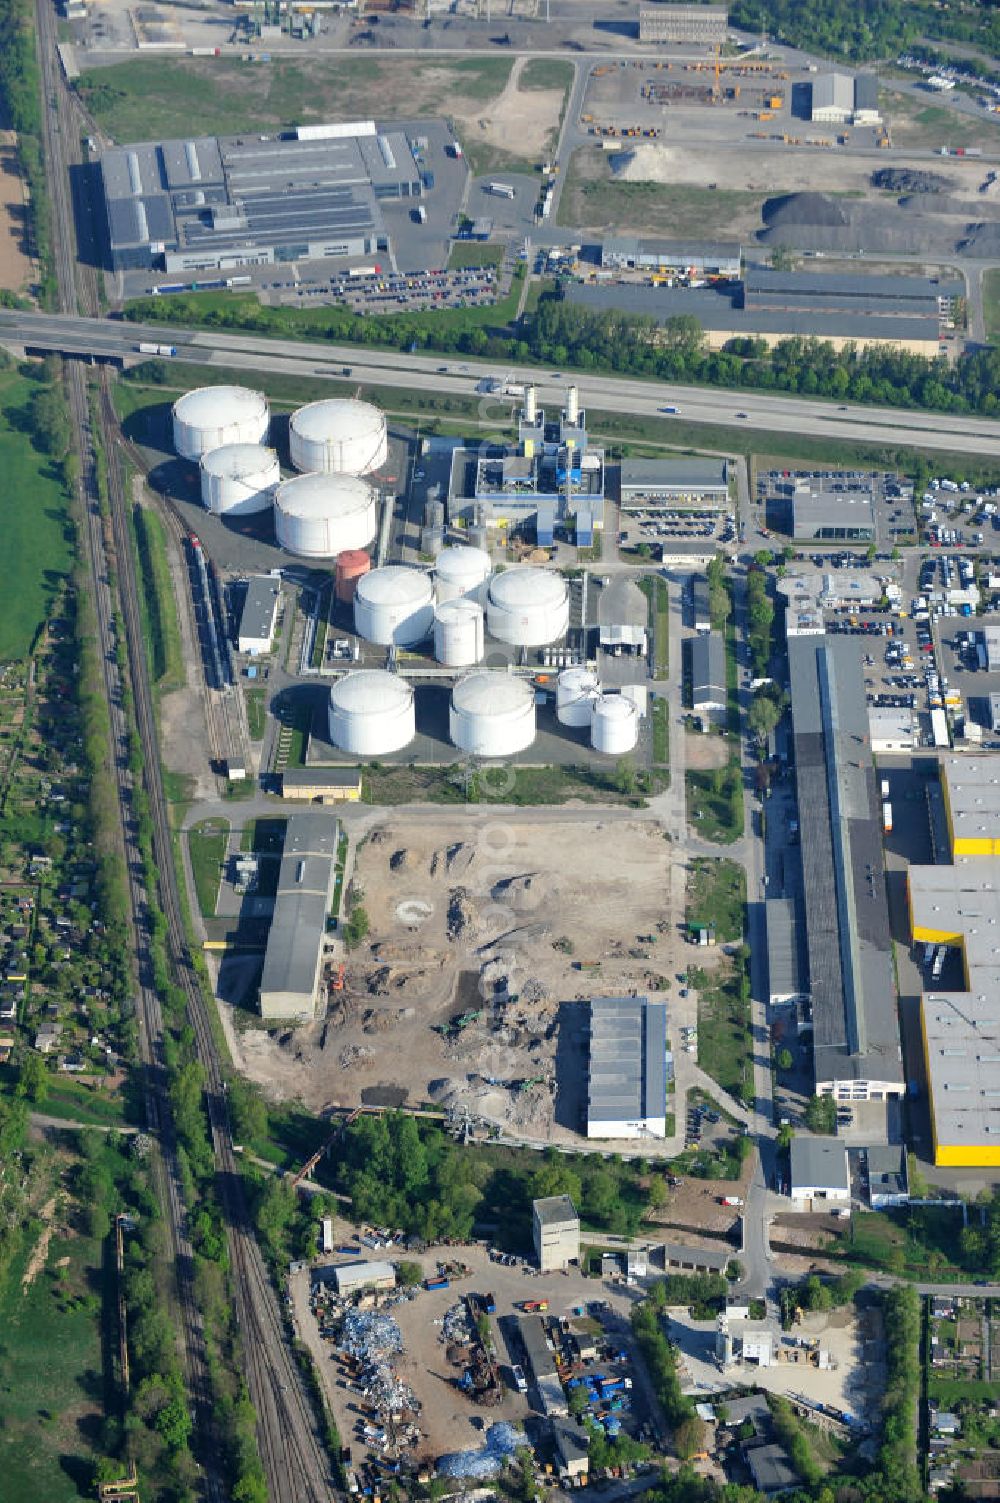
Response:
[98,120,438,273]
[785,635,905,1103]
[258,813,339,1020]
[909,759,1000,1167]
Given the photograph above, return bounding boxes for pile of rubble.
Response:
[341,1308,403,1360]
[442,1301,476,1348]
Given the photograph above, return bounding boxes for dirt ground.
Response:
[450,56,566,162]
[228,814,676,1136]
[0,137,34,294]
[685,733,731,771]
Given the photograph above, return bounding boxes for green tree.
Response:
[776,1047,793,1072]
[804,1094,837,1134]
[16,1051,49,1103]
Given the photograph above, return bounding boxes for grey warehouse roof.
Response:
[240,575,280,643]
[663,1240,729,1271]
[787,636,903,1090]
[746,1443,799,1495]
[619,458,728,492]
[587,995,667,1127]
[259,813,338,1009]
[690,633,726,707]
[766,897,806,999]
[744,267,960,304]
[790,1136,850,1193]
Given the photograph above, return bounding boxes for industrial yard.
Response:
[224,813,674,1134]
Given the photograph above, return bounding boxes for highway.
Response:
[4,308,1000,458]
[34,0,335,1494]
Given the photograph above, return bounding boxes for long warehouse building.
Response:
[909,757,1000,1166]
[787,635,904,1102]
[259,813,339,1021]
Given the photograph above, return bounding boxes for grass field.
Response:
[447,242,505,270]
[79,55,513,142]
[0,1231,107,1502]
[985,268,1000,343]
[37,1075,132,1127]
[520,58,575,92]
[245,687,266,741]
[558,151,765,236]
[651,696,668,767]
[694,958,752,1105]
[130,502,183,690]
[686,858,746,943]
[638,573,669,676]
[188,818,229,918]
[687,762,744,844]
[0,371,73,661]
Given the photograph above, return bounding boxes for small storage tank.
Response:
[199,443,280,515]
[434,545,492,605]
[172,386,269,461]
[335,549,371,605]
[434,599,485,668]
[328,671,415,757]
[556,665,601,727]
[450,671,535,757]
[273,473,377,559]
[591,693,639,755]
[487,567,569,647]
[354,565,435,647]
[289,399,388,476]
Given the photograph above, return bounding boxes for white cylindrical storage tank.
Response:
[354,566,435,647]
[199,443,280,515]
[556,666,601,727]
[172,386,269,461]
[450,672,535,757]
[487,567,569,647]
[434,599,485,668]
[289,399,388,476]
[591,693,639,755]
[328,671,415,756]
[273,473,377,559]
[434,545,492,605]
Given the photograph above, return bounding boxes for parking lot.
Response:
[758,468,914,547]
[620,509,735,551]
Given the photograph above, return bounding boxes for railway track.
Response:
[36,3,331,1496]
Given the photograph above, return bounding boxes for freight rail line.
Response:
[35,1,326,1495]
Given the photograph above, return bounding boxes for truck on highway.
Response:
[137,342,177,356]
[660,404,680,414]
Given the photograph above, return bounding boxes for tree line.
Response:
[0,0,54,304]
[729,0,999,63]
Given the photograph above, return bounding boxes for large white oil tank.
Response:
[434,599,485,667]
[450,671,535,757]
[591,693,639,755]
[487,567,569,647]
[556,665,601,727]
[199,443,280,515]
[354,566,435,647]
[289,399,388,476]
[328,671,415,756]
[273,473,377,558]
[434,545,492,605]
[173,386,269,461]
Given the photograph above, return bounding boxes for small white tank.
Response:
[433,599,485,667]
[434,545,492,605]
[199,443,280,515]
[327,671,415,756]
[591,693,639,755]
[172,385,269,461]
[353,566,435,647]
[556,666,601,727]
[450,672,535,757]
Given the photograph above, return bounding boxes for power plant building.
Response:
[448,386,605,543]
[787,635,904,1102]
[259,814,339,1021]
[587,994,668,1139]
[99,121,423,273]
[638,5,729,45]
[908,757,1000,1166]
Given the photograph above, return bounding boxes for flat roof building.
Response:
[744,267,957,316]
[98,120,421,273]
[811,73,856,123]
[518,1316,569,1417]
[638,5,729,45]
[532,1196,580,1272]
[663,1240,730,1274]
[768,475,877,542]
[789,1137,850,1205]
[692,575,712,634]
[281,767,363,804]
[619,458,729,512]
[766,898,806,1005]
[788,635,904,1101]
[745,1443,799,1496]
[587,994,667,1139]
[552,1422,590,1480]
[689,632,726,730]
[238,575,281,656]
[259,813,338,1021]
[863,1144,908,1208]
[329,1260,396,1296]
[601,235,740,277]
[940,755,1000,856]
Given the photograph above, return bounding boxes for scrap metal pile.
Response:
[338,1309,419,1417]
[437,1421,521,1479]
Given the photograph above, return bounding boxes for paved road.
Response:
[5,310,1000,457]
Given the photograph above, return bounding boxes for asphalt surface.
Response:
[5,309,1000,458]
